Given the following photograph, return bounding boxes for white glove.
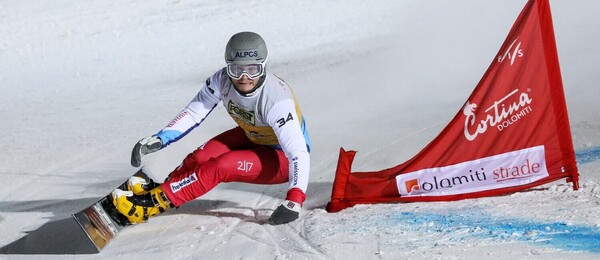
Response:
[131,136,163,167]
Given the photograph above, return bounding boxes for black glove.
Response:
[267,200,301,225]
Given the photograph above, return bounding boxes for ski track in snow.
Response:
[576,146,600,165]
[304,180,600,258]
[356,210,600,253]
[305,208,600,258]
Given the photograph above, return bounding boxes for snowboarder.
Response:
[111,31,311,225]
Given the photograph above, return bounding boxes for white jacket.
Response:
[155,68,311,193]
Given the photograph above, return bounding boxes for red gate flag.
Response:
[326,0,579,213]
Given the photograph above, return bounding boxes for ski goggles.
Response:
[226,63,265,80]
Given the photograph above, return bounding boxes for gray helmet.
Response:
[224,32,268,65]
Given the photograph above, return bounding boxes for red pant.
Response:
[160,127,291,207]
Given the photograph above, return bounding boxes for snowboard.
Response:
[72,168,152,252]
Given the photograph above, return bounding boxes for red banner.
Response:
[326,0,579,213]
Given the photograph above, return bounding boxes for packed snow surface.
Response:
[1,0,599,259]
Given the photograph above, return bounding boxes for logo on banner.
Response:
[402,168,488,195]
[396,146,549,197]
[498,38,524,65]
[463,88,533,141]
[405,179,420,193]
[170,173,198,193]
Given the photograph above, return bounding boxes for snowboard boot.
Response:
[127,174,159,195]
[111,185,173,224]
[267,200,301,225]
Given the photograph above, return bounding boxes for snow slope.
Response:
[1,0,599,259]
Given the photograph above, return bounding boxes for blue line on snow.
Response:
[390,211,600,253]
[575,146,600,165]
